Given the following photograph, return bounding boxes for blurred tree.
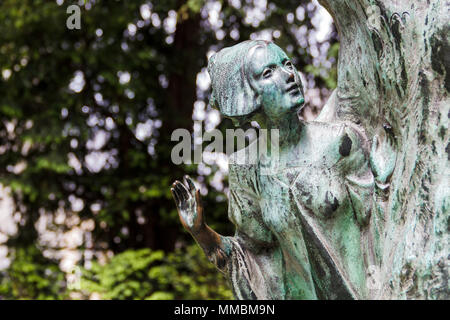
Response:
[0,0,337,299]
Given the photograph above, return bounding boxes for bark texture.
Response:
[318,0,449,299]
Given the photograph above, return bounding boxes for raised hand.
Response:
[171,175,205,236]
[370,127,397,185]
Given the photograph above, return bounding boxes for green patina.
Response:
[172,0,449,300]
[172,40,396,299]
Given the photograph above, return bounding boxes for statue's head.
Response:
[208,40,304,124]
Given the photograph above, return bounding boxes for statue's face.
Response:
[248,43,304,119]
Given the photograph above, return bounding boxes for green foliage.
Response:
[0,0,337,299]
[79,245,233,300]
[0,246,67,300]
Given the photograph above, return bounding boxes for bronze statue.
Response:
[171,40,395,299]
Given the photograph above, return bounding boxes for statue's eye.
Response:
[284,60,293,70]
[262,68,273,79]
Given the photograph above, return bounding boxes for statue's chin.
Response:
[296,96,305,108]
[290,99,305,114]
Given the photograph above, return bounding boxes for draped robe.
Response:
[211,120,382,300]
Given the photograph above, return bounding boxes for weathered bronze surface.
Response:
[171,0,449,300]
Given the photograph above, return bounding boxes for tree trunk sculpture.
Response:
[171,0,449,300]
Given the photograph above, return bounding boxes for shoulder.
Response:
[228,138,261,197]
[228,136,260,166]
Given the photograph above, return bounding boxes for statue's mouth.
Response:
[286,83,300,95]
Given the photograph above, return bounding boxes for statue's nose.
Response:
[285,70,295,83]
[288,72,295,82]
[280,65,295,82]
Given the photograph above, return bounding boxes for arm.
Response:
[369,126,397,191]
[338,124,376,226]
[342,125,396,270]
[344,124,397,224]
[171,176,229,271]
[171,175,284,299]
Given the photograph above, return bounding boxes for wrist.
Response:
[190,222,207,237]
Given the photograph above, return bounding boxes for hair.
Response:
[207,40,270,118]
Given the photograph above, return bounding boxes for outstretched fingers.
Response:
[171,176,203,232]
[170,187,180,204]
[371,135,379,153]
[184,175,197,198]
[183,176,201,210]
[174,180,190,201]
